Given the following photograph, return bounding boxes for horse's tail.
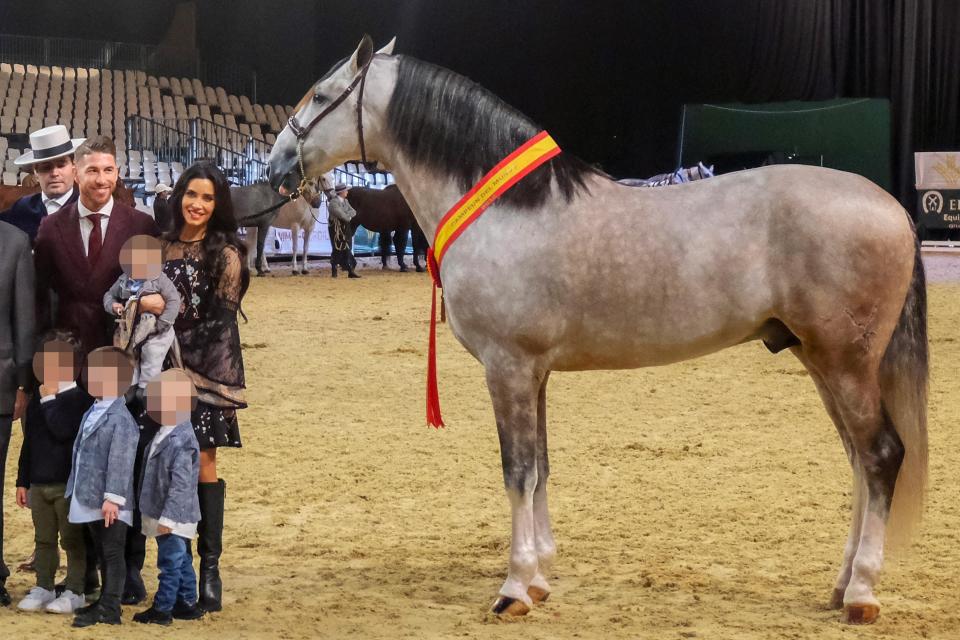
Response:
[880,240,928,550]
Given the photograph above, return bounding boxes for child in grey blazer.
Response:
[134,368,203,625]
[66,347,139,628]
[103,235,180,390]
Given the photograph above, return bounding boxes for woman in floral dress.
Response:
[139,161,249,613]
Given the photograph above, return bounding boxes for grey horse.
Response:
[233,180,352,275]
[268,37,927,624]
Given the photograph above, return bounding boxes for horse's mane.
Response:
[386,56,605,210]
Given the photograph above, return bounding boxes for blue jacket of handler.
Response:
[65,397,139,516]
[138,421,202,528]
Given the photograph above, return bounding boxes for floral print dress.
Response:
[163,239,246,449]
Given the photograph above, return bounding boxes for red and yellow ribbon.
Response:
[425,131,561,427]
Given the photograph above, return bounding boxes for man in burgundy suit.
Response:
[33,136,160,609]
[34,136,159,354]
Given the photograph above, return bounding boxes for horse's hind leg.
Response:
[803,349,903,624]
[379,232,391,269]
[528,372,554,604]
[395,228,409,272]
[792,348,866,609]
[486,358,545,616]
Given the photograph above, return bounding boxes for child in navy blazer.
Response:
[134,368,203,625]
[14,331,93,614]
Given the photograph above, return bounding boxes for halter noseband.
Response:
[286,55,376,190]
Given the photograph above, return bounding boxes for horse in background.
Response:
[268,180,322,275]
[347,184,427,272]
[232,181,287,275]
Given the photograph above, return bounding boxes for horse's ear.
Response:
[349,34,375,74]
[377,37,397,56]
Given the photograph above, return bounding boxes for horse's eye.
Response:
[313,93,323,104]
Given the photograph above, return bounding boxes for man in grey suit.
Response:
[0,220,35,606]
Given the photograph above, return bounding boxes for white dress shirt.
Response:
[77,196,114,256]
[42,187,74,214]
[140,425,199,540]
[67,396,134,526]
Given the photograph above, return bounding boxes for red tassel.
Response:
[426,281,445,428]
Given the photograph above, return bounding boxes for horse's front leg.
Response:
[486,360,544,616]
[529,372,555,604]
[257,223,271,275]
[301,226,311,274]
[290,224,300,275]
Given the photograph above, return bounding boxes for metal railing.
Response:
[148,117,272,161]
[125,115,267,186]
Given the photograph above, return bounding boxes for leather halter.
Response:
[286,55,375,186]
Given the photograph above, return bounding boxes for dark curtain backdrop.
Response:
[1,1,958,200]
[312,0,960,202]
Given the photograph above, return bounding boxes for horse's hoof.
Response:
[399,266,408,273]
[256,271,265,277]
[843,603,880,625]
[415,266,425,273]
[527,586,550,604]
[491,596,530,617]
[301,269,309,275]
[291,271,299,276]
[828,588,844,610]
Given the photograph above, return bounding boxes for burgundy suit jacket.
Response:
[34,200,160,354]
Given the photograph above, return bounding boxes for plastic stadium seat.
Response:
[2,172,17,185]
[228,95,241,115]
[13,117,27,132]
[170,77,182,95]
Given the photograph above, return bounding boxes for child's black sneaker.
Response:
[133,605,173,625]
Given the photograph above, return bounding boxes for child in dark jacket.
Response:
[14,331,93,614]
[133,368,203,625]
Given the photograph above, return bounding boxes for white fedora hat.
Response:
[15,125,85,166]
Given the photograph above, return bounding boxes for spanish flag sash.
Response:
[425,131,561,427]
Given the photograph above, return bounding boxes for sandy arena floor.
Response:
[2,255,959,639]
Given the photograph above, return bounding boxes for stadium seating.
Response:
[0,60,394,190]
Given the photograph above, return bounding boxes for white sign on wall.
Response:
[915,152,960,189]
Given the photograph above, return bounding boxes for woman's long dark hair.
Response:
[163,161,250,315]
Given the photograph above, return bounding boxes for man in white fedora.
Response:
[0,125,84,244]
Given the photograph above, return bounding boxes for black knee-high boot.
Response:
[197,479,225,612]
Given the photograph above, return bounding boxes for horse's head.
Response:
[300,179,323,207]
[268,34,396,192]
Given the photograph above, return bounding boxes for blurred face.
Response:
[120,235,163,279]
[85,350,132,399]
[33,156,77,198]
[181,178,216,233]
[145,369,196,426]
[32,340,78,387]
[77,151,118,211]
